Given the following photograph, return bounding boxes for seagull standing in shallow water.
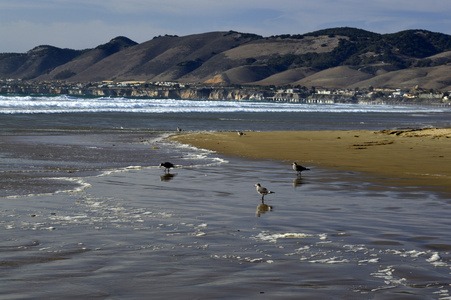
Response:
[254,183,274,200]
[292,162,309,175]
[159,162,174,173]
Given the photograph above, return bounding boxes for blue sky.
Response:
[1,0,450,53]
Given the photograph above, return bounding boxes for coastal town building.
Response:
[1,79,450,106]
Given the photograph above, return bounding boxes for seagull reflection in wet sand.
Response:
[256,199,273,217]
[160,173,176,182]
[254,183,274,217]
[293,176,306,188]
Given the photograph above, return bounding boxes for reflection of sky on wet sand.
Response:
[1,147,451,298]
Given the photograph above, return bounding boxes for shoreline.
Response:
[170,128,451,193]
[1,82,450,106]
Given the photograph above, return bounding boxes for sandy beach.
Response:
[170,128,451,192]
[3,112,451,298]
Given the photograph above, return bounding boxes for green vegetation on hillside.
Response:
[265,27,451,71]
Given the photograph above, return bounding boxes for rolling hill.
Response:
[1,28,450,91]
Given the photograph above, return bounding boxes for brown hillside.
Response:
[251,68,316,86]
[36,37,137,81]
[295,66,373,89]
[223,36,341,60]
[2,28,451,91]
[181,36,344,84]
[68,31,260,82]
[350,65,451,90]
[217,66,274,84]
[0,46,81,79]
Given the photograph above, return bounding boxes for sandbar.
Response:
[170,128,451,192]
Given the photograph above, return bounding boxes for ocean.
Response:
[1,95,451,299]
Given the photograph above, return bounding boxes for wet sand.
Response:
[170,128,451,193]
[2,131,451,298]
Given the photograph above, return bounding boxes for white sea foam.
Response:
[51,177,92,193]
[253,231,316,243]
[309,257,350,264]
[1,95,449,114]
[426,252,441,262]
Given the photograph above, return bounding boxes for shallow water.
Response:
[1,151,450,299]
[1,99,451,298]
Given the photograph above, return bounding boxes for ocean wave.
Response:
[0,95,449,114]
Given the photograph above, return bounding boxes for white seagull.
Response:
[254,183,274,200]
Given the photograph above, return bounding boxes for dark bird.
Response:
[177,127,182,132]
[159,162,174,173]
[254,183,274,200]
[237,131,244,136]
[292,162,309,175]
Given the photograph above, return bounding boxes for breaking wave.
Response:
[1,95,449,114]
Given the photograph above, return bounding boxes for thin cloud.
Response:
[0,0,450,52]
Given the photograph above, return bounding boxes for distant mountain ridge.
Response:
[1,27,450,91]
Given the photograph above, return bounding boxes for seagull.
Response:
[237,131,244,136]
[254,183,274,200]
[159,162,174,173]
[292,162,309,175]
[177,127,182,132]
